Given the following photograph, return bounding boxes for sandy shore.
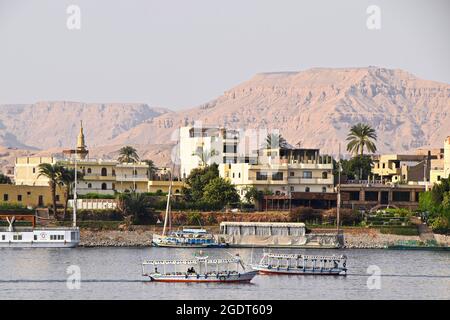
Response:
[79,228,434,248]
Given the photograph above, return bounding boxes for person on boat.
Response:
[154,267,159,273]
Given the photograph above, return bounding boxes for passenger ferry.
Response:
[152,228,228,248]
[142,252,257,282]
[252,252,347,276]
[0,215,80,248]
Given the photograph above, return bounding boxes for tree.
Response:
[192,144,217,166]
[0,173,12,184]
[142,159,157,179]
[202,177,240,208]
[183,164,219,202]
[265,133,287,149]
[117,192,155,224]
[346,123,377,156]
[58,167,84,220]
[38,163,64,217]
[339,156,373,180]
[118,146,140,163]
[243,186,263,205]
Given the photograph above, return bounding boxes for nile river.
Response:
[0,247,449,300]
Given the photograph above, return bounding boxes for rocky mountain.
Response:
[0,67,449,170]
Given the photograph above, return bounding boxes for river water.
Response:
[0,247,448,300]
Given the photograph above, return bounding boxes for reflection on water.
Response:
[0,247,448,300]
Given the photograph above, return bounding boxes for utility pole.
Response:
[337,143,341,233]
[73,149,77,228]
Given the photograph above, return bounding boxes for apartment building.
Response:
[219,147,335,209]
[179,126,257,179]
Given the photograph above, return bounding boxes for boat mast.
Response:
[162,163,175,236]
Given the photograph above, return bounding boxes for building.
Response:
[14,123,150,195]
[430,136,450,185]
[371,154,431,184]
[220,146,336,209]
[179,126,255,179]
[0,184,65,208]
[340,183,424,210]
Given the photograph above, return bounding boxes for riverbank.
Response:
[79,228,442,248]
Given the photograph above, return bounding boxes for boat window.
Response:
[13,234,22,240]
[1,235,5,240]
[34,235,37,241]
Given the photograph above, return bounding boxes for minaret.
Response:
[76,121,88,159]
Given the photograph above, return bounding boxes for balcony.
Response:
[288,177,334,185]
[115,175,149,182]
[83,175,116,181]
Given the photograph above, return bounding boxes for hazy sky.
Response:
[0,0,449,109]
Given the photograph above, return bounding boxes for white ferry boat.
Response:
[152,228,228,248]
[0,216,80,248]
[142,253,257,283]
[251,252,347,276]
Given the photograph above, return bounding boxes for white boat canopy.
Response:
[143,258,240,265]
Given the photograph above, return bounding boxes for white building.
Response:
[179,126,253,178]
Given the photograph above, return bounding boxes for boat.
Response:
[0,215,80,248]
[152,228,228,248]
[151,162,228,248]
[142,252,257,282]
[251,252,347,276]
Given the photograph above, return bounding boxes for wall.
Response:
[0,184,65,208]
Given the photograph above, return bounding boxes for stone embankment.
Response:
[79,228,429,248]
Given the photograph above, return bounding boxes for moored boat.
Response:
[152,228,228,248]
[142,253,257,282]
[252,252,347,276]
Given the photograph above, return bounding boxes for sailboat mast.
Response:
[162,164,175,236]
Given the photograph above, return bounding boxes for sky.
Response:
[0,0,449,109]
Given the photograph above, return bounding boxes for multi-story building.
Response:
[179,126,255,179]
[14,124,149,195]
[219,147,335,209]
[430,136,450,184]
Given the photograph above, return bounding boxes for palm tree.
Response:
[58,167,84,220]
[118,146,140,163]
[265,133,287,149]
[346,123,377,156]
[38,163,64,217]
[142,159,157,179]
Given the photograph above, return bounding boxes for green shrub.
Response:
[378,226,419,236]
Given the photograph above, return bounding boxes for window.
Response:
[56,195,60,202]
[101,168,107,176]
[112,183,115,190]
[322,172,328,179]
[88,183,92,188]
[112,169,116,176]
[256,172,268,181]
[101,183,107,190]
[38,195,44,206]
[437,176,441,181]
[232,173,235,178]
[290,186,294,191]
[17,195,22,202]
[303,171,312,178]
[34,235,37,241]
[238,172,241,178]
[322,187,327,193]
[1,235,5,240]
[13,234,22,240]
[305,187,310,192]
[3,194,8,201]
[87,168,92,174]
[32,168,36,174]
[290,172,294,177]
[272,172,283,181]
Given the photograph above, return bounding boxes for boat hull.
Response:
[146,271,257,283]
[252,266,346,276]
[151,241,228,248]
[0,241,79,248]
